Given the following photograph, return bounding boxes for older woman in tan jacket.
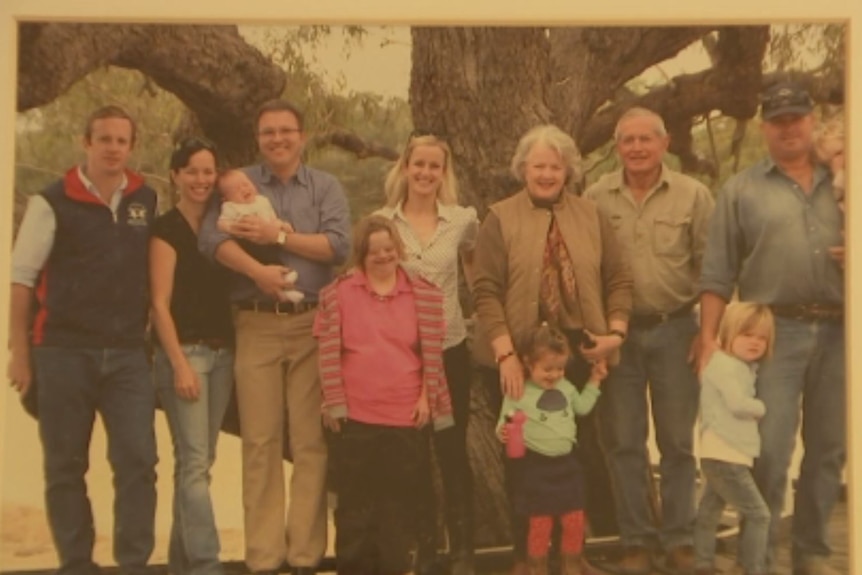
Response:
[473,124,632,575]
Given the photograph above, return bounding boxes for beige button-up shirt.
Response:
[584,165,714,315]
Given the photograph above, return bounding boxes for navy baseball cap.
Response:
[761,82,813,120]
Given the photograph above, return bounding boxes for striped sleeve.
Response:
[412,276,454,430]
[313,281,348,419]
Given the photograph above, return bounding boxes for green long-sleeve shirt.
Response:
[496,378,601,457]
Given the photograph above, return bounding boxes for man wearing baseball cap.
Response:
[696,81,845,575]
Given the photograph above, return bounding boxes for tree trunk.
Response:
[410,27,551,217]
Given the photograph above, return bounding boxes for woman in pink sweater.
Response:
[314,215,453,575]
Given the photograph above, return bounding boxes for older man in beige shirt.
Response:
[584,107,714,575]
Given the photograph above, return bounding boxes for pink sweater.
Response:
[314,266,454,430]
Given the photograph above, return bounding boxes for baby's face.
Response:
[815,136,843,165]
[220,172,258,204]
[830,150,845,175]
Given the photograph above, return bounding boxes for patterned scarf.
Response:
[539,211,578,326]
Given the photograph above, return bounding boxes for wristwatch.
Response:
[276,230,287,246]
[609,329,627,341]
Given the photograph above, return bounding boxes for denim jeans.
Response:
[598,315,700,550]
[694,459,770,573]
[33,346,157,575]
[154,345,235,575]
[747,316,845,568]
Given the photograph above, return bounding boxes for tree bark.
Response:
[410,27,551,216]
[407,23,772,550]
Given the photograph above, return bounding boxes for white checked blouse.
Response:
[375,202,479,349]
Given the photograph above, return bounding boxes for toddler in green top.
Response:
[497,323,608,575]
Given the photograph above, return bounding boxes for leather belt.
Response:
[769,303,843,321]
[629,301,696,328]
[235,300,319,315]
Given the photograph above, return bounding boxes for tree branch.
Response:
[307,129,399,161]
[18,23,286,167]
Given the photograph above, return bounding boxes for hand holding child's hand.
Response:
[589,359,608,384]
[579,330,622,362]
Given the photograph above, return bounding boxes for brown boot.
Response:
[562,554,609,575]
[617,547,652,575]
[526,555,549,575]
[665,545,696,574]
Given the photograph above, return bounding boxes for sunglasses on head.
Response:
[175,136,217,153]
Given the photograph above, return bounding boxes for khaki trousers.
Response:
[234,309,327,570]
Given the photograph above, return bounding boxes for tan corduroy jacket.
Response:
[472,189,633,368]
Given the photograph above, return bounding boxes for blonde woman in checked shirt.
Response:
[375,131,479,575]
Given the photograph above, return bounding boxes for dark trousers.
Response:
[333,420,427,575]
[416,340,475,560]
[483,338,618,560]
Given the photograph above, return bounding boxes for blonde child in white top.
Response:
[694,302,775,575]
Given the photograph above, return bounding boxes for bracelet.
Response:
[495,350,515,364]
[609,329,627,341]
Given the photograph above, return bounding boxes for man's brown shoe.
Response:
[665,545,696,574]
[617,547,651,575]
[793,556,840,575]
[561,553,609,575]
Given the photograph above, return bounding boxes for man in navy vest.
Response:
[7,105,158,575]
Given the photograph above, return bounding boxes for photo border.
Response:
[0,0,859,571]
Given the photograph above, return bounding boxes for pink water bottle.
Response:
[505,410,527,459]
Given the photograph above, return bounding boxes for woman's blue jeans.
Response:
[154,345,235,575]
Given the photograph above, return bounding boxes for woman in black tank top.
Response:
[149,137,235,575]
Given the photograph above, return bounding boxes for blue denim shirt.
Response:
[199,163,351,302]
[698,158,843,304]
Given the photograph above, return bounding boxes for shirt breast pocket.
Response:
[292,205,322,233]
[653,216,691,257]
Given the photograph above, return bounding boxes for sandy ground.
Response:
[1,384,803,573]
[0,385,335,572]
